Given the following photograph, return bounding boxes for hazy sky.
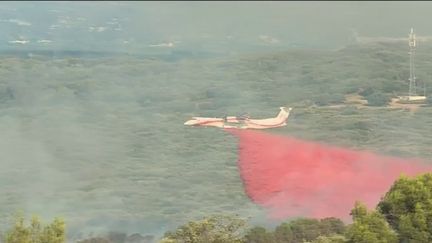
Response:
[1,1,432,54]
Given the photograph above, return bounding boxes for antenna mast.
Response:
[408,28,417,97]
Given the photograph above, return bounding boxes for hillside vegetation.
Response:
[1,41,432,238]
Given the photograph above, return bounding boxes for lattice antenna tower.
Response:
[408,28,417,96]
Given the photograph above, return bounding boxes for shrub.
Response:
[160,215,247,243]
[365,91,390,106]
[4,213,65,243]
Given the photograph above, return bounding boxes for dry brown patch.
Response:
[388,98,422,112]
[344,94,368,108]
[327,104,346,109]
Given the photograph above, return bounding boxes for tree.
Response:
[4,214,31,243]
[377,173,432,242]
[365,91,389,106]
[160,215,247,243]
[310,234,347,243]
[318,218,346,236]
[273,218,345,243]
[359,87,375,97]
[346,201,398,243]
[4,213,65,243]
[243,226,275,243]
[274,218,322,243]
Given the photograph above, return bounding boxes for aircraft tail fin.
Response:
[277,107,292,122]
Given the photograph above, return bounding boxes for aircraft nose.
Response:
[184,120,196,125]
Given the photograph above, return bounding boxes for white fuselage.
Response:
[184,107,292,129]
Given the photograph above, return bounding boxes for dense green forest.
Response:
[2,41,432,241]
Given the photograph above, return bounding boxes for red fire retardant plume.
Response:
[227,129,432,221]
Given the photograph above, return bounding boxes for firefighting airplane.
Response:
[184,107,292,129]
